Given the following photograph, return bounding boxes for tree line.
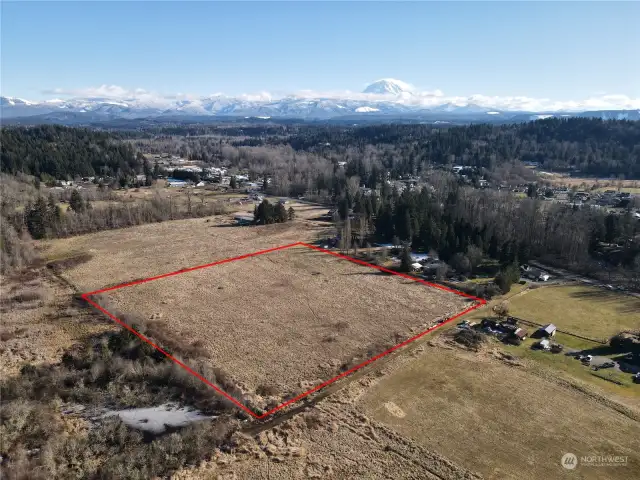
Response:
[1,125,141,180]
[337,183,640,290]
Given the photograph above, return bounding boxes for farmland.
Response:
[40,202,332,292]
[506,284,640,341]
[359,342,640,480]
[99,244,468,402]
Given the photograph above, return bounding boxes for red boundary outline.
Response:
[81,241,486,419]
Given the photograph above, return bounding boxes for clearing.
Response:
[359,343,640,480]
[96,244,469,402]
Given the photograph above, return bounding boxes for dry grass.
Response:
[101,245,468,398]
[506,285,640,341]
[0,273,115,379]
[359,345,640,480]
[544,176,640,190]
[39,204,332,292]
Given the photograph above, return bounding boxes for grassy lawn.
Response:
[499,334,639,393]
[453,284,640,397]
[506,284,640,341]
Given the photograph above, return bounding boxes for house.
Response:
[536,323,557,338]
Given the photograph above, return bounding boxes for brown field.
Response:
[40,202,332,292]
[41,209,467,402]
[543,175,640,191]
[100,245,468,398]
[359,344,640,480]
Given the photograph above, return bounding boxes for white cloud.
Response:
[35,84,640,112]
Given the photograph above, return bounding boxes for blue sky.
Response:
[2,1,638,101]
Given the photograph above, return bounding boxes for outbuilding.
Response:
[537,323,557,338]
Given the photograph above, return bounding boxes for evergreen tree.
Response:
[287,206,295,221]
[69,189,85,213]
[275,203,287,223]
[26,197,49,239]
[495,262,520,294]
[400,246,413,273]
[230,176,237,189]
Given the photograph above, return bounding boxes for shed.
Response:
[513,328,528,340]
[538,323,557,338]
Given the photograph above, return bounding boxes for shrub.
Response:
[453,328,487,351]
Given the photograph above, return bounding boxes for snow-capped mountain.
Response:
[362,78,414,95]
[2,79,639,123]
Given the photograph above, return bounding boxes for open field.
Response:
[40,202,332,292]
[543,175,640,190]
[99,244,468,400]
[506,285,640,341]
[359,344,640,480]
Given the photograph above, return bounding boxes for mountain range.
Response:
[2,79,639,124]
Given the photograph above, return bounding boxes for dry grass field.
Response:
[543,175,640,190]
[507,285,640,340]
[100,245,468,398]
[359,344,640,480]
[40,202,332,292]
[40,209,468,406]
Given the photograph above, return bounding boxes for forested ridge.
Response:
[1,125,141,179]
[3,118,639,181]
[276,118,640,178]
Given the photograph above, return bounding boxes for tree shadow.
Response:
[568,288,640,315]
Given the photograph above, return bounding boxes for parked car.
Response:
[581,355,593,364]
